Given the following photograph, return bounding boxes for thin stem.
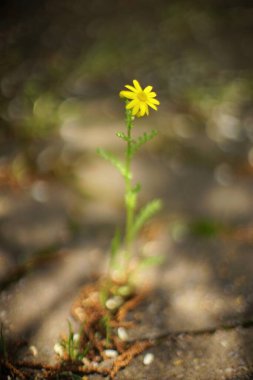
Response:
[124,108,134,261]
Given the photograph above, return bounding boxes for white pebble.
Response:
[143,352,154,365]
[29,345,38,357]
[82,357,91,366]
[73,333,80,342]
[225,367,234,375]
[118,327,128,341]
[104,349,118,358]
[54,343,64,357]
[105,296,123,310]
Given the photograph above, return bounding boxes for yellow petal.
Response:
[149,98,160,105]
[147,101,158,111]
[132,104,140,115]
[133,79,142,92]
[147,92,157,98]
[119,91,137,100]
[139,102,146,116]
[126,99,138,109]
[144,86,153,93]
[125,84,138,92]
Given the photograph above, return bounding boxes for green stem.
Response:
[124,108,134,261]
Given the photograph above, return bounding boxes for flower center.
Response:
[137,91,148,102]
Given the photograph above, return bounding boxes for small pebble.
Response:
[82,357,91,366]
[104,349,118,358]
[220,339,228,348]
[105,296,123,310]
[118,327,129,341]
[225,367,234,375]
[73,333,80,342]
[29,345,38,357]
[143,352,154,366]
[173,359,183,366]
[53,343,64,357]
[31,180,49,203]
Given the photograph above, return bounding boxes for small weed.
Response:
[53,81,161,378]
[100,314,111,347]
[97,80,162,283]
[57,320,89,361]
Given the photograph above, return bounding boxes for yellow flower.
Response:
[119,79,160,117]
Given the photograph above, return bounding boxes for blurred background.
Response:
[1,0,253,264]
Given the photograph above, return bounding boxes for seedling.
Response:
[56,320,89,361]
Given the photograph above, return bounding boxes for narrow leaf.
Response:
[138,255,164,268]
[116,131,132,142]
[131,129,158,155]
[132,199,162,238]
[132,182,141,193]
[97,148,129,178]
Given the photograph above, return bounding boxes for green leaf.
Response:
[78,343,90,361]
[131,129,158,156]
[132,199,162,238]
[138,255,164,268]
[132,182,141,193]
[67,319,74,359]
[116,131,132,142]
[97,148,130,179]
[101,315,111,347]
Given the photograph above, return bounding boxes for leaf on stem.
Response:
[131,130,158,156]
[132,199,162,238]
[116,131,132,142]
[132,182,141,193]
[97,148,130,179]
[67,319,74,359]
[101,315,111,347]
[138,255,164,268]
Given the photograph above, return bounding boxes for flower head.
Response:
[119,79,160,117]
